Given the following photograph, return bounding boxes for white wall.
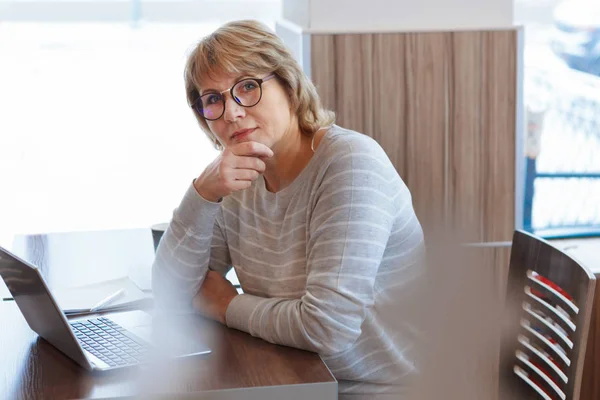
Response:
[281,0,309,28]
[283,0,513,32]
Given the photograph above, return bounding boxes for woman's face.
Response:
[200,71,296,151]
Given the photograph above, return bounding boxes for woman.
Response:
[152,20,425,399]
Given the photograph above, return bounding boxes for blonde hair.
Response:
[184,20,335,149]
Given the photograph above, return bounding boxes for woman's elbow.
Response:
[314,325,361,356]
[300,305,362,355]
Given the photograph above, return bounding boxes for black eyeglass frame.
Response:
[190,74,276,121]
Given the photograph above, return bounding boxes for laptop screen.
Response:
[0,246,90,368]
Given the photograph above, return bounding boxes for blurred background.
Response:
[0,0,598,242]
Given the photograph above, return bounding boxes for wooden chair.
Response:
[499,230,596,400]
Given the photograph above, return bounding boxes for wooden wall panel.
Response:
[310,29,518,243]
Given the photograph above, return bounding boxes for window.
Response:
[517,0,600,238]
[0,1,281,245]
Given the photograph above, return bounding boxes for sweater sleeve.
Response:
[225,142,415,356]
[152,182,232,312]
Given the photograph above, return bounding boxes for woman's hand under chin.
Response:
[193,141,273,203]
[192,270,239,324]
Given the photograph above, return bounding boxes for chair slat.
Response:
[518,334,568,384]
[516,350,566,400]
[514,365,553,400]
[527,270,579,314]
[525,286,577,332]
[521,319,571,366]
[523,302,574,349]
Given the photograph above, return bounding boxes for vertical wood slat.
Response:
[403,32,448,234]
[482,31,517,243]
[310,35,336,112]
[448,31,485,242]
[333,34,374,136]
[372,33,407,178]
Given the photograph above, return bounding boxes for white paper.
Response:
[53,276,152,315]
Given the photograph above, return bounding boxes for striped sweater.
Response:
[153,125,425,398]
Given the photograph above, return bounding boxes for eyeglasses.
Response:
[191,74,276,121]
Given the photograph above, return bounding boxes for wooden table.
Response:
[0,229,337,400]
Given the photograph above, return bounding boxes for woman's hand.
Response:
[194,141,273,202]
[192,270,239,324]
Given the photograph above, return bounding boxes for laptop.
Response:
[0,245,211,371]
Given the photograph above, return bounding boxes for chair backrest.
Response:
[499,230,596,400]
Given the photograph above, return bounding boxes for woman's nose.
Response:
[223,95,246,122]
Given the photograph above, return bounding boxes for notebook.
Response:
[53,276,153,316]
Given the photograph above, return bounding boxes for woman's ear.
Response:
[213,137,223,151]
[207,130,223,151]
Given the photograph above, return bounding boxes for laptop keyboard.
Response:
[70,317,149,368]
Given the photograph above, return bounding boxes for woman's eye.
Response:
[206,94,222,105]
[242,81,258,91]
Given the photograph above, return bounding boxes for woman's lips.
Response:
[231,128,256,141]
